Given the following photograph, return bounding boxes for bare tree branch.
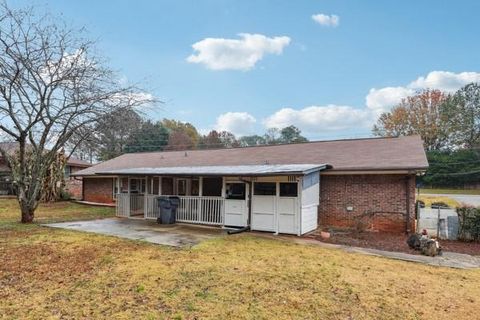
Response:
[0,2,156,222]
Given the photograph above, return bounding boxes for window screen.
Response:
[120,178,128,193]
[177,179,187,196]
[280,183,298,197]
[202,177,222,196]
[254,182,276,196]
[226,183,246,200]
[152,177,159,194]
[130,179,138,193]
[161,177,174,195]
[191,179,199,196]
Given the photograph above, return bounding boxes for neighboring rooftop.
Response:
[0,142,91,168]
[75,135,428,176]
[66,157,92,168]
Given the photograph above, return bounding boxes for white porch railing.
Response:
[176,196,224,225]
[130,194,144,216]
[115,194,224,226]
[116,193,130,217]
[145,195,160,219]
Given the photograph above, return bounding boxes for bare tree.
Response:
[0,3,154,222]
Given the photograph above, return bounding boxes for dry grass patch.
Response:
[419,188,480,195]
[1,227,480,319]
[0,198,114,226]
[417,195,460,208]
[1,198,479,319]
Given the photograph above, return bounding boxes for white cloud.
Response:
[366,71,480,113]
[264,105,371,134]
[409,71,480,92]
[312,14,340,27]
[203,70,480,139]
[263,71,480,137]
[214,112,257,136]
[186,33,291,71]
[366,86,415,115]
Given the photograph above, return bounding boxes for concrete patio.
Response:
[44,218,226,247]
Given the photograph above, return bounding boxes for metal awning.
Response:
[95,164,331,176]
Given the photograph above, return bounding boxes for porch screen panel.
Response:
[280,183,298,197]
[254,182,276,195]
[152,177,159,194]
[202,177,222,196]
[162,177,174,195]
[191,179,199,196]
[120,178,128,193]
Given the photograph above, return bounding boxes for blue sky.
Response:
[12,0,480,139]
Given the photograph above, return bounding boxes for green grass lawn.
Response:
[0,197,114,228]
[418,188,480,195]
[1,198,479,319]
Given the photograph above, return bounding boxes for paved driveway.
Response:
[44,218,226,247]
[425,193,480,207]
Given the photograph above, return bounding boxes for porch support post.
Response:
[221,176,226,225]
[198,177,203,222]
[144,176,148,218]
[158,176,162,195]
[297,176,302,236]
[221,176,226,198]
[274,181,279,236]
[127,177,131,217]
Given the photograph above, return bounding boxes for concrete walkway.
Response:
[73,200,116,207]
[287,237,480,269]
[44,218,225,247]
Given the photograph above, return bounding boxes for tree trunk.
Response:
[20,206,34,223]
[18,187,39,223]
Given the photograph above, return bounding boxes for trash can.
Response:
[169,196,180,223]
[157,196,174,224]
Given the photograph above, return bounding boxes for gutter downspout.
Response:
[405,175,412,234]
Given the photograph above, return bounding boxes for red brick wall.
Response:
[83,177,114,204]
[318,174,416,233]
[65,178,83,199]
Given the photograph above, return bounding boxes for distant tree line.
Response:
[71,112,308,162]
[373,83,480,188]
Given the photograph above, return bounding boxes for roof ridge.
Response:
[73,134,427,176]
[121,135,419,156]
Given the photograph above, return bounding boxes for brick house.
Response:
[63,158,92,199]
[0,142,91,199]
[73,135,428,235]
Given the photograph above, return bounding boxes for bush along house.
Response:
[73,135,428,235]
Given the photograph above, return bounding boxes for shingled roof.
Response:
[75,135,428,176]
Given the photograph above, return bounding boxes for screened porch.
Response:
[115,176,226,225]
[105,164,327,235]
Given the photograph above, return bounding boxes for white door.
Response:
[252,196,276,231]
[277,182,299,234]
[224,182,248,227]
[251,182,277,232]
[278,198,297,234]
[225,200,247,227]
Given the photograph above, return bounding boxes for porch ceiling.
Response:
[94,164,330,176]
